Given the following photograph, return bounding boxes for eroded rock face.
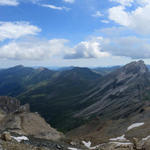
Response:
[132,137,150,150]
[0,96,20,114]
[0,96,63,141]
[0,113,63,141]
[16,104,30,113]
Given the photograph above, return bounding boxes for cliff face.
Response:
[0,96,20,114]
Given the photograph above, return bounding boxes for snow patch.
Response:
[82,141,91,148]
[82,141,101,149]
[109,135,129,142]
[127,123,144,131]
[142,135,150,141]
[109,142,132,147]
[89,145,101,150]
[11,136,29,143]
[68,147,81,150]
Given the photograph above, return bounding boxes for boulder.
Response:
[0,113,63,141]
[16,104,30,113]
[1,132,12,141]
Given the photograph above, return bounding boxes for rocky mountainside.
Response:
[67,61,150,144]
[75,60,150,119]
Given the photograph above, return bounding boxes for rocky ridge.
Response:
[76,60,150,118]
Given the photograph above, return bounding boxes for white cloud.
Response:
[0,38,70,60]
[108,0,150,34]
[95,26,150,59]
[109,6,130,26]
[63,0,75,3]
[92,11,103,17]
[65,37,110,59]
[102,36,150,59]
[0,21,41,41]
[42,4,69,11]
[110,0,134,6]
[136,0,150,5]
[0,0,19,6]
[0,37,110,60]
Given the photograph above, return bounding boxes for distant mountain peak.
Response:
[12,65,24,69]
[121,60,148,75]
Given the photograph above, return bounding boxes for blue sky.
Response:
[1,0,150,67]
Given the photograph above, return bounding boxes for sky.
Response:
[1,0,150,67]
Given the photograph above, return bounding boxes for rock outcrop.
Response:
[0,96,20,114]
[0,96,63,141]
[0,112,63,141]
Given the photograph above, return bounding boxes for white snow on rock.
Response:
[109,135,129,142]
[142,135,150,141]
[68,147,81,150]
[127,123,144,131]
[82,141,101,149]
[82,141,91,148]
[89,145,101,150]
[109,142,133,147]
[11,136,29,143]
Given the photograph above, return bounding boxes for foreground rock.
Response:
[1,132,12,141]
[0,96,64,141]
[0,140,51,150]
[0,112,63,141]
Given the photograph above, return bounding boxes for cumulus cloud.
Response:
[108,0,150,34]
[65,37,110,59]
[63,0,75,3]
[1,34,150,60]
[102,36,150,59]
[109,6,130,26]
[0,22,41,41]
[0,37,111,60]
[42,4,69,11]
[0,0,19,6]
[0,38,70,60]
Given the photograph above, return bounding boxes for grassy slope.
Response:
[0,66,101,132]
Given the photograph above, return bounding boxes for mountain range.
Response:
[0,65,101,131]
[1,60,150,143]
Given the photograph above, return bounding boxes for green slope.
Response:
[0,65,101,132]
